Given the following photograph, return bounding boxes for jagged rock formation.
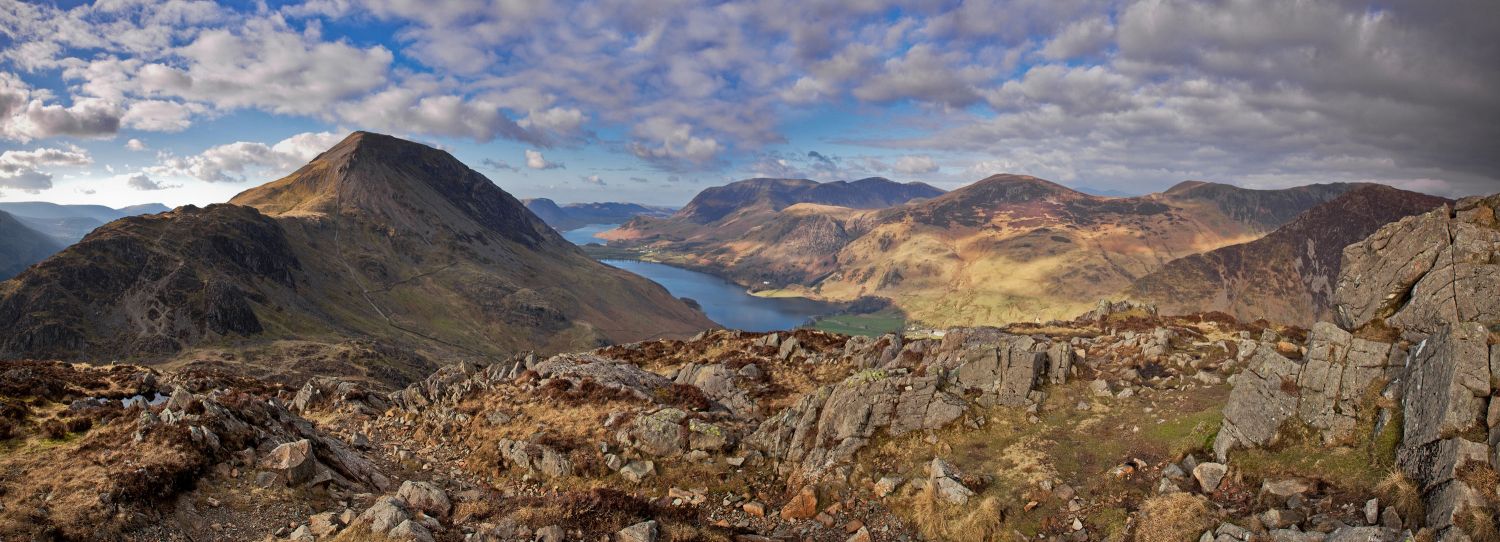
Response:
[750,328,1071,481]
[0,209,60,279]
[1214,322,1404,458]
[1334,193,1500,334]
[0,132,713,382]
[1130,185,1449,325]
[1214,191,1500,541]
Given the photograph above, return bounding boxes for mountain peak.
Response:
[231,131,556,249]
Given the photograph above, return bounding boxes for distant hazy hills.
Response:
[522,198,675,231]
[0,132,712,384]
[0,210,61,279]
[607,174,1393,326]
[0,201,170,245]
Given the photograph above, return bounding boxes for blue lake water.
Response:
[561,224,838,331]
[561,224,617,245]
[600,259,836,332]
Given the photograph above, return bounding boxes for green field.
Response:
[810,311,906,336]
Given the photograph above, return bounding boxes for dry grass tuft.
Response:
[1375,470,1423,526]
[950,497,1004,542]
[1456,505,1500,542]
[1135,493,1214,542]
[910,484,944,541]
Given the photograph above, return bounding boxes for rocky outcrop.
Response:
[1394,322,1495,536]
[1213,323,1404,460]
[1335,194,1500,334]
[1131,185,1449,326]
[1216,192,1500,540]
[750,330,1062,479]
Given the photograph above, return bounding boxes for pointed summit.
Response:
[232,131,554,249]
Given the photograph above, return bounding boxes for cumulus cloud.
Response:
[0,169,52,193]
[629,117,725,170]
[125,138,148,151]
[0,144,90,193]
[1,0,1496,194]
[121,99,205,132]
[0,145,93,175]
[524,149,563,170]
[0,73,121,142]
[580,174,605,186]
[146,131,340,183]
[892,155,940,175]
[126,172,178,191]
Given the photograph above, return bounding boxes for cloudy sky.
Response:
[1,0,1497,207]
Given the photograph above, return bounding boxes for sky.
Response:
[0,0,1497,208]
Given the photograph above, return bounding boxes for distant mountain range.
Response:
[522,198,675,231]
[0,201,171,245]
[605,174,1377,326]
[0,132,712,385]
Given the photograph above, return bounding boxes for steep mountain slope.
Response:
[610,174,1365,326]
[0,201,170,244]
[671,176,942,224]
[522,198,675,231]
[0,210,61,279]
[0,132,713,382]
[610,176,941,243]
[1127,185,1449,325]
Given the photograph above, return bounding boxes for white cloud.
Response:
[580,174,605,186]
[125,138,147,151]
[0,73,121,142]
[0,144,90,193]
[125,172,177,191]
[524,149,563,170]
[121,99,204,132]
[145,131,340,183]
[1041,16,1114,60]
[0,145,93,175]
[629,117,725,170]
[0,170,53,193]
[336,88,541,144]
[892,155,940,175]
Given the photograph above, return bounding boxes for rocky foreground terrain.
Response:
[1,193,1496,542]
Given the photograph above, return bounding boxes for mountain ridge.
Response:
[0,131,714,384]
[1128,184,1451,325]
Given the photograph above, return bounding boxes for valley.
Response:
[0,131,1495,542]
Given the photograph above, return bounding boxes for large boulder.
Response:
[396,480,451,518]
[496,438,575,479]
[675,363,755,417]
[261,439,317,486]
[617,408,689,457]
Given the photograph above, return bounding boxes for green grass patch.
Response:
[812,312,905,336]
[1139,408,1223,460]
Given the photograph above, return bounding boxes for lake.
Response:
[561,223,617,245]
[600,259,837,332]
[561,224,839,331]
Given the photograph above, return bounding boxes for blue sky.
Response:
[1,0,1497,208]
